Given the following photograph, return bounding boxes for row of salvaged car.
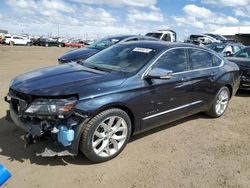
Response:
[58,34,250,90]
[0,34,94,47]
[5,30,249,163]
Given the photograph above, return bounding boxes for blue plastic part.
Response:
[57,125,75,147]
[0,164,12,186]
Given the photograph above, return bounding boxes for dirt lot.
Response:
[0,46,250,188]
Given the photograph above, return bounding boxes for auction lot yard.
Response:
[0,46,250,188]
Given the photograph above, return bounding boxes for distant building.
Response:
[213,26,250,45]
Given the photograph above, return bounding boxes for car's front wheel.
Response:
[206,86,230,118]
[80,108,132,162]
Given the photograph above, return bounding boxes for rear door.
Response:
[186,48,222,108]
[141,48,195,129]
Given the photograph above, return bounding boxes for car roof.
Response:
[118,41,206,51]
[102,35,136,41]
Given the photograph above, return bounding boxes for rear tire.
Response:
[79,108,131,163]
[206,87,230,118]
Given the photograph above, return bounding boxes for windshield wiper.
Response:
[81,62,111,73]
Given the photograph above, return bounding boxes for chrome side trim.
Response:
[141,47,224,80]
[142,100,203,120]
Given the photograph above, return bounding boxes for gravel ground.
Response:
[0,46,250,188]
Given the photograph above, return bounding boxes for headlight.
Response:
[25,98,77,116]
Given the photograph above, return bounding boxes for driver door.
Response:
[141,48,194,129]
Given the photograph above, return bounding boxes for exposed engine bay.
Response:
[5,89,88,157]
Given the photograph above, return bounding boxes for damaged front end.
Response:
[5,89,89,157]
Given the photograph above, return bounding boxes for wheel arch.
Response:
[89,103,136,136]
[224,84,233,98]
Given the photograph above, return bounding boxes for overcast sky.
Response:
[0,0,249,40]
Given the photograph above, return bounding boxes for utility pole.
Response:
[58,23,60,37]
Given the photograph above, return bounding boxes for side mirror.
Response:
[146,68,173,80]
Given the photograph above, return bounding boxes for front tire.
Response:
[206,87,230,118]
[80,108,131,163]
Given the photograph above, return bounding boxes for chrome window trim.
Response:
[141,46,224,80]
[142,100,203,120]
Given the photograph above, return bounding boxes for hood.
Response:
[10,63,127,98]
[58,47,99,63]
[227,57,250,69]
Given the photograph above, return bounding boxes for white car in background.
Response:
[4,35,31,46]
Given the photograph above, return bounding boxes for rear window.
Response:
[213,55,222,67]
[189,49,213,70]
[145,33,162,39]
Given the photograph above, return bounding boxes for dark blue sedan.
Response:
[6,41,240,162]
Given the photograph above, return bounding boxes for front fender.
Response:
[74,90,142,133]
[75,92,138,116]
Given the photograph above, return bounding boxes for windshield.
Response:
[206,43,227,53]
[88,37,120,50]
[234,48,250,58]
[83,44,158,73]
[146,33,162,39]
[205,34,227,41]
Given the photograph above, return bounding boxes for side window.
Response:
[213,55,222,67]
[233,46,241,53]
[153,48,188,73]
[235,48,250,58]
[189,49,213,70]
[162,34,171,41]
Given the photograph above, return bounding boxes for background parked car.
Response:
[185,34,224,46]
[145,30,177,42]
[58,35,159,64]
[38,37,64,47]
[205,42,244,57]
[63,40,85,48]
[204,33,227,41]
[4,35,31,46]
[227,47,250,90]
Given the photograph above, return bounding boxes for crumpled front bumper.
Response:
[6,98,89,157]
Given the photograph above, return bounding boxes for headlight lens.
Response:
[25,98,77,116]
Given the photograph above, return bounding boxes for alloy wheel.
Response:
[215,89,229,116]
[92,116,128,157]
